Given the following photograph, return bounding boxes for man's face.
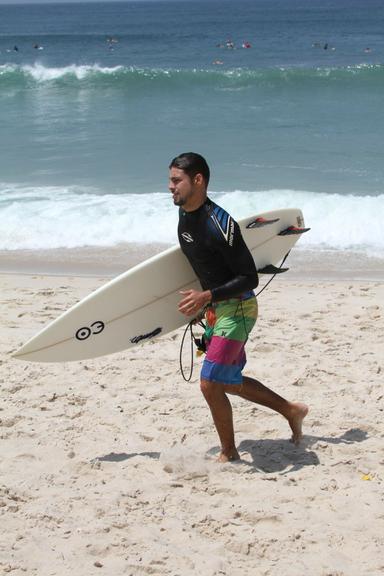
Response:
[169,167,196,207]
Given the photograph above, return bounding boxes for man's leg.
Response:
[200,378,240,462]
[226,375,308,445]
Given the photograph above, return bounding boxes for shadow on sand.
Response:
[93,428,368,473]
[208,427,369,474]
[94,451,161,463]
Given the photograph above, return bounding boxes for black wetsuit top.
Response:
[178,198,258,302]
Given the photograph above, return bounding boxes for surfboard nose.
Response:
[12,342,48,362]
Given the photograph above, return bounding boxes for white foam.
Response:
[24,63,124,82]
[217,189,384,257]
[1,184,383,257]
[0,184,177,249]
[0,63,124,82]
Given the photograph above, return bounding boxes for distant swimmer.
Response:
[242,41,252,49]
[312,42,335,51]
[13,45,19,52]
[33,44,44,50]
[312,41,333,50]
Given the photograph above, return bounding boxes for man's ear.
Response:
[194,173,204,186]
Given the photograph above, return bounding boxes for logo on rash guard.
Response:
[210,212,235,246]
[228,219,234,246]
[181,232,194,243]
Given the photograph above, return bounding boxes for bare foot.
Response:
[288,402,309,445]
[217,448,240,463]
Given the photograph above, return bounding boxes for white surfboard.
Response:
[13,208,308,362]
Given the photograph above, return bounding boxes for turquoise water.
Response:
[0,0,383,254]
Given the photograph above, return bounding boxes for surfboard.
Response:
[13,208,309,363]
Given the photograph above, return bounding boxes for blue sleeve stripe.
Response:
[214,206,229,230]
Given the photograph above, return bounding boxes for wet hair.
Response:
[169,152,210,186]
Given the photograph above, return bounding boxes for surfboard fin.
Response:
[246,217,280,229]
[258,264,289,274]
[278,226,311,236]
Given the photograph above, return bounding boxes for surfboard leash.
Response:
[179,318,206,382]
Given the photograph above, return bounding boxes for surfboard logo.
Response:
[75,321,105,341]
[130,327,162,344]
[181,232,194,243]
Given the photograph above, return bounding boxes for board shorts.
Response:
[201,292,258,385]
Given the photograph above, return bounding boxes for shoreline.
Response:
[1,245,384,281]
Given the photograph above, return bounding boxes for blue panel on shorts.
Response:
[201,358,243,385]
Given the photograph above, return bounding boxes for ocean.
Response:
[1,0,383,258]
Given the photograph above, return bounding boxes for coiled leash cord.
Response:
[179,251,291,382]
[179,318,206,381]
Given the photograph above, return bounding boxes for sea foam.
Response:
[1,184,383,256]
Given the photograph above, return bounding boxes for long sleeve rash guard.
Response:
[178,198,258,302]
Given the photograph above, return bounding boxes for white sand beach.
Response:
[1,250,383,576]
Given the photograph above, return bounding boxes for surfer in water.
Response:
[169,152,308,462]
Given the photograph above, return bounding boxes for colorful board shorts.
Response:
[201,292,258,385]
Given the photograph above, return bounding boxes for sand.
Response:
[1,252,383,576]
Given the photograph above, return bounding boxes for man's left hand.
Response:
[178,289,212,317]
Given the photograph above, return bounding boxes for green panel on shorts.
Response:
[204,297,258,342]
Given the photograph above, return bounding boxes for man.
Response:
[169,152,308,462]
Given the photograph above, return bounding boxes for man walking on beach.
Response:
[169,152,308,462]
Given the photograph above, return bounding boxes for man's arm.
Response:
[178,217,258,316]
